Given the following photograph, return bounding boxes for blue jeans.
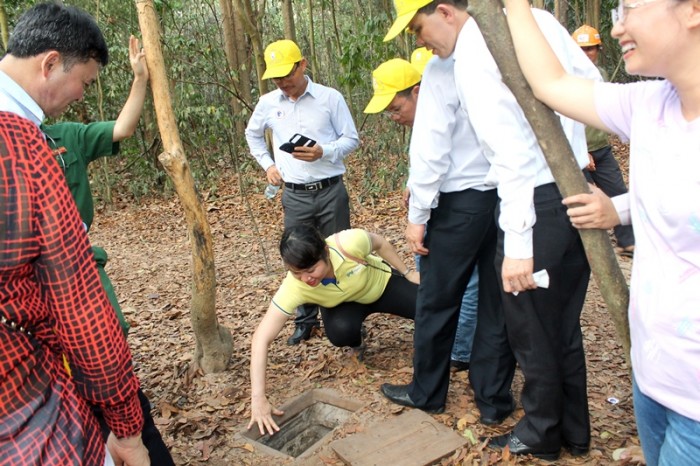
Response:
[415,254,478,363]
[633,377,700,466]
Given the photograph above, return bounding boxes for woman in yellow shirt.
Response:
[249,225,419,435]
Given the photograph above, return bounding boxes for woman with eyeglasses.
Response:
[248,225,419,436]
[503,1,700,464]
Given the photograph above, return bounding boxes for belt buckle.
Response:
[307,181,322,191]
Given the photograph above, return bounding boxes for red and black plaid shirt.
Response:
[0,112,143,465]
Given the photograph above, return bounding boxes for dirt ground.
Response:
[89,149,645,465]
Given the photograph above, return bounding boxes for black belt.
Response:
[284,175,342,192]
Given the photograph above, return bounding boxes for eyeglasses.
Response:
[272,62,300,81]
[611,0,662,24]
[384,97,409,118]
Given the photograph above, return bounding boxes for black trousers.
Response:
[584,145,634,248]
[320,274,417,347]
[407,188,499,410]
[497,183,591,450]
[96,388,175,465]
[282,181,351,327]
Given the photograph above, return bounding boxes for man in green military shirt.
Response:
[43,35,149,335]
[43,35,176,465]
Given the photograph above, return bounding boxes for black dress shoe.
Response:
[488,432,560,461]
[479,400,515,425]
[380,383,445,414]
[450,359,470,372]
[287,324,317,345]
[563,439,589,457]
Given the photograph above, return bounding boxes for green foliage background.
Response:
[3,0,632,205]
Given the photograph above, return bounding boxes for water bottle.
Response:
[264,183,280,199]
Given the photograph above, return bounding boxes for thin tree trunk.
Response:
[219,0,246,136]
[553,0,567,26]
[232,7,253,108]
[0,1,8,52]
[586,0,601,30]
[469,0,631,367]
[232,0,267,95]
[282,0,296,43]
[306,0,318,79]
[135,0,232,374]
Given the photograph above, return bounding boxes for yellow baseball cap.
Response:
[261,39,303,79]
[384,0,433,42]
[410,47,434,75]
[364,58,422,114]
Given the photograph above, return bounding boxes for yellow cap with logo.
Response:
[364,58,422,114]
[410,47,434,75]
[262,39,303,79]
[384,0,433,42]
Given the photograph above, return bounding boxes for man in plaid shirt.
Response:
[0,3,148,465]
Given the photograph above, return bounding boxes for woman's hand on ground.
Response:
[248,395,284,436]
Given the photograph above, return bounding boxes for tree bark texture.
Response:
[0,2,8,53]
[305,0,319,79]
[219,0,248,136]
[282,0,296,43]
[232,0,267,95]
[135,0,232,373]
[469,0,631,366]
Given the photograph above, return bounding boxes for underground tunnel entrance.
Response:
[241,389,364,460]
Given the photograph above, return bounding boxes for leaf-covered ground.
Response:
[89,143,644,465]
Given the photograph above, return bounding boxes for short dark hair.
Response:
[7,2,109,70]
[397,85,419,98]
[418,0,469,15]
[280,224,328,270]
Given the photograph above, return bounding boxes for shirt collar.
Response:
[0,71,45,127]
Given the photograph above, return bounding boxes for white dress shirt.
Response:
[0,71,44,125]
[245,77,359,184]
[407,54,492,225]
[454,9,600,259]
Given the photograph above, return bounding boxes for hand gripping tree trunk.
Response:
[469,0,631,366]
[135,0,232,373]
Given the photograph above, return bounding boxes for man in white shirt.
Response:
[367,52,513,423]
[384,0,599,460]
[245,40,360,345]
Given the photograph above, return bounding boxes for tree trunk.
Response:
[305,0,319,79]
[0,1,8,53]
[282,0,296,43]
[232,6,253,109]
[586,0,601,30]
[469,0,631,366]
[219,0,247,137]
[553,0,568,26]
[135,0,232,374]
[232,0,267,95]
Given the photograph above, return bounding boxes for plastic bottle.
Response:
[264,184,280,199]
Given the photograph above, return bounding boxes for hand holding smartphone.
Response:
[279,133,316,153]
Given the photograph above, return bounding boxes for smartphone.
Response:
[279,133,316,153]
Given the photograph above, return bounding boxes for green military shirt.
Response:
[42,121,130,335]
[43,121,119,231]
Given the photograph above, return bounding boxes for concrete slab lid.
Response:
[330,409,468,466]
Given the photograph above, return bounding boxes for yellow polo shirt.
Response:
[271,229,391,315]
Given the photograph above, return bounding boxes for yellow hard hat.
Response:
[572,25,601,47]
